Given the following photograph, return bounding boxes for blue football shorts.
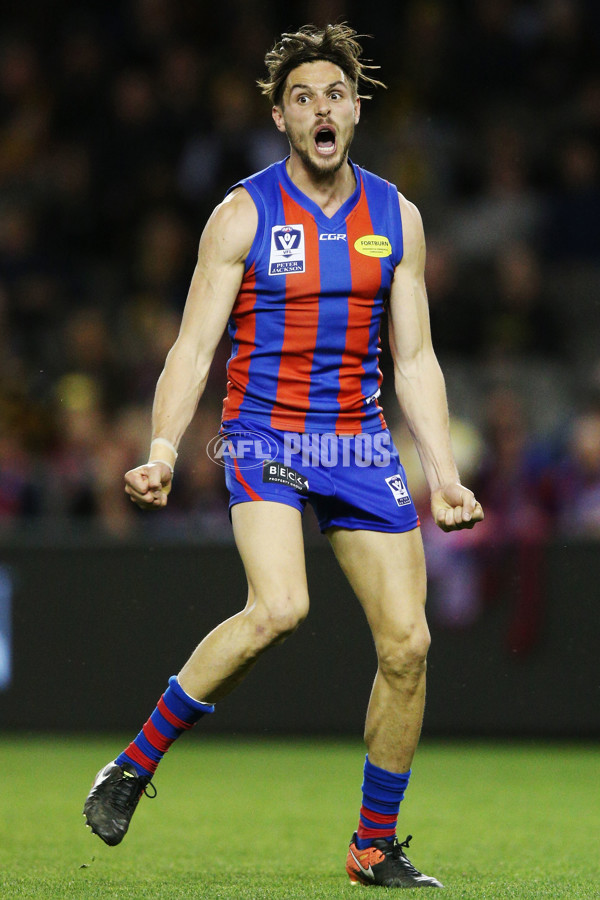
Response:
[217,418,420,534]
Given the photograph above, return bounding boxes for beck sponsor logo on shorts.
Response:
[262,462,309,493]
[269,224,305,274]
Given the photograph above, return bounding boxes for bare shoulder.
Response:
[397,192,425,268]
[200,187,258,266]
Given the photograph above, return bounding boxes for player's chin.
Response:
[309,140,343,167]
[315,150,343,171]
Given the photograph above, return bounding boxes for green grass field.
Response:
[0,735,598,898]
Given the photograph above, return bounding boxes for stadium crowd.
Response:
[1,0,600,606]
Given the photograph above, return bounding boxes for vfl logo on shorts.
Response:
[269,225,305,275]
[385,474,411,507]
[263,461,309,493]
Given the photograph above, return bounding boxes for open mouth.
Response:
[314,126,337,155]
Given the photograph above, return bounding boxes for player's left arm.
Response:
[388,193,484,532]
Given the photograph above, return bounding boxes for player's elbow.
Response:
[393,346,443,396]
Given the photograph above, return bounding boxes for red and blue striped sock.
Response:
[115,676,214,777]
[355,755,411,849]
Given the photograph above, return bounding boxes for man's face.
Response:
[272,60,361,179]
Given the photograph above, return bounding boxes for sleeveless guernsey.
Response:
[221,158,404,434]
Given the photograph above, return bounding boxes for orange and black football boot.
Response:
[346,832,443,888]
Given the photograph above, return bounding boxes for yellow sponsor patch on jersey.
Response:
[354,235,392,258]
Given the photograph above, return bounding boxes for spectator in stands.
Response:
[543,135,600,263]
[1,0,599,542]
[552,405,600,538]
[482,242,565,361]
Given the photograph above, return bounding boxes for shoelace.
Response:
[144,781,158,799]
[112,774,157,813]
[389,835,423,876]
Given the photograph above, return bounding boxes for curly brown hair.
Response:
[257,23,386,107]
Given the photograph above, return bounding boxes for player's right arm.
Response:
[125,188,258,509]
[388,193,483,531]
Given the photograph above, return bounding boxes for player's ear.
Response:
[272,105,286,133]
[354,95,361,125]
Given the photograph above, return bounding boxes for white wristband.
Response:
[148,438,178,474]
[150,437,178,459]
[149,458,174,475]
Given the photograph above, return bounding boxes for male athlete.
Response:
[83,25,483,888]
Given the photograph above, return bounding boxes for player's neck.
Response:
[286,155,356,218]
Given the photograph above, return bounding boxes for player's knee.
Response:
[249,593,309,648]
[376,626,430,683]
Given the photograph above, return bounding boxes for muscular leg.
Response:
[338,527,444,888]
[328,526,429,773]
[83,500,310,846]
[178,500,310,702]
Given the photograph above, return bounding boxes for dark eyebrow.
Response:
[289,80,347,93]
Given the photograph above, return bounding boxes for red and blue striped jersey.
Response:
[221,159,404,434]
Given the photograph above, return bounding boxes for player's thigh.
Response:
[327,526,427,639]
[231,500,310,618]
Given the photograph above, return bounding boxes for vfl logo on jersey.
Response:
[355,234,392,258]
[385,473,411,507]
[269,224,305,275]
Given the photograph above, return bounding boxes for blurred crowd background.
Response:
[1,0,600,631]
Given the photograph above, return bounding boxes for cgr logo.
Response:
[319,233,347,241]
